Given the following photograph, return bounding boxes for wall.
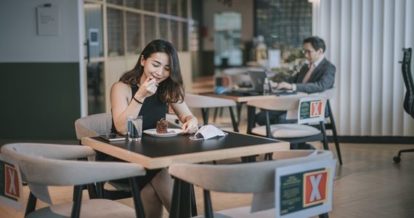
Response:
[313,0,414,136]
[0,0,82,140]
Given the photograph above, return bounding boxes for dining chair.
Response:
[74,113,112,140]
[74,113,135,200]
[0,143,146,218]
[247,96,330,160]
[185,93,239,132]
[169,150,336,218]
[393,48,414,163]
[317,89,343,165]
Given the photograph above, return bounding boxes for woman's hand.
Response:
[136,76,158,99]
[182,116,198,134]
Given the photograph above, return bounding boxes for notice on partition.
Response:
[0,155,23,210]
[36,5,60,36]
[275,159,335,218]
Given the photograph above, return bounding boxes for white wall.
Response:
[202,0,254,51]
[0,0,81,62]
[313,0,414,136]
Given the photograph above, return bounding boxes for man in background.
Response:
[256,36,336,125]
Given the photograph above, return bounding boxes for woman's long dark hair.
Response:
[119,39,185,103]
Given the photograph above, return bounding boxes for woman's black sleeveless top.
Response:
[112,85,167,134]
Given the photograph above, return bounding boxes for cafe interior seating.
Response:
[1,143,146,218]
[169,150,335,218]
[185,93,239,132]
[247,96,332,160]
[315,88,343,165]
[75,113,133,200]
[74,113,112,140]
[393,48,414,163]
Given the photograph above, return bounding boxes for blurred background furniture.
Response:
[315,89,343,165]
[394,48,414,163]
[169,150,335,218]
[185,93,239,132]
[1,143,146,218]
[247,96,330,160]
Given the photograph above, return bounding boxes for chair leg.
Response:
[393,148,414,163]
[246,105,256,134]
[25,192,37,216]
[130,177,145,218]
[320,121,329,150]
[201,108,209,125]
[71,185,83,218]
[203,190,214,218]
[213,108,219,122]
[229,106,239,132]
[190,184,198,216]
[319,212,329,218]
[170,178,193,218]
[327,100,343,165]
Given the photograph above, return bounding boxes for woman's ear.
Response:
[140,55,145,66]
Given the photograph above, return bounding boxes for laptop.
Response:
[248,70,267,93]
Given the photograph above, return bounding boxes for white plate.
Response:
[144,128,183,137]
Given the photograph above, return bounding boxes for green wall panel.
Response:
[0,63,80,140]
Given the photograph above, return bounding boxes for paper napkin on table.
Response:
[194,125,227,140]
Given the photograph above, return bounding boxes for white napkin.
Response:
[193,125,227,140]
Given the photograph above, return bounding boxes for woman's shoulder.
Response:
[112,81,129,88]
[111,81,131,94]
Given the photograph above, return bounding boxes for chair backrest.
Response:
[169,150,335,215]
[185,93,236,108]
[401,48,414,118]
[246,95,302,112]
[297,96,326,125]
[74,113,112,140]
[1,143,145,205]
[169,150,331,193]
[246,95,326,124]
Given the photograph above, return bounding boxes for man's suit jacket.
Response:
[288,58,336,93]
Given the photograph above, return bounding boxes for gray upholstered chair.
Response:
[247,96,330,159]
[1,143,146,218]
[74,113,112,140]
[169,150,336,218]
[74,113,136,200]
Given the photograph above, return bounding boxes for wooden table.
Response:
[82,132,289,218]
[199,91,307,130]
[82,131,290,169]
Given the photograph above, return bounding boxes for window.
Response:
[255,0,312,48]
[104,0,191,57]
[107,8,124,56]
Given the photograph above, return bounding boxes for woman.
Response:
[110,39,198,217]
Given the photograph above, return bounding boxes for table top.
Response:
[82,131,289,169]
[200,91,307,103]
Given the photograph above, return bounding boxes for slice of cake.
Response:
[156,118,168,134]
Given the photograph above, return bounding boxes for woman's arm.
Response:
[171,101,198,133]
[110,82,144,134]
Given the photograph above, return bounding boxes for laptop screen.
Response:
[248,70,267,93]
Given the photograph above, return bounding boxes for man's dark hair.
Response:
[303,36,326,52]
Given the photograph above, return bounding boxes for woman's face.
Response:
[140,52,171,83]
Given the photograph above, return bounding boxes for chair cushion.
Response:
[252,124,321,138]
[192,206,275,218]
[27,199,136,218]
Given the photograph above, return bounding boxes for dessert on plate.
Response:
[156,118,168,134]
